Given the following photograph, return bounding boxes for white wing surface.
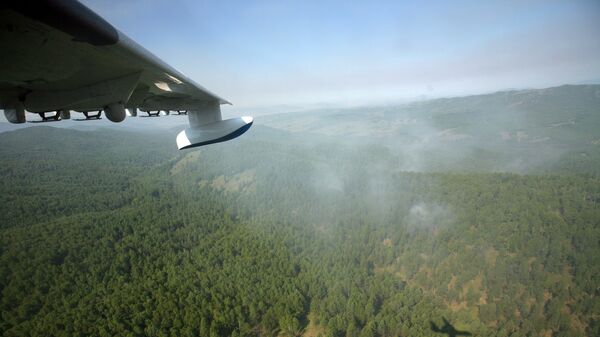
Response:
[0,0,252,149]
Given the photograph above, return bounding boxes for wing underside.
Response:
[0,0,252,149]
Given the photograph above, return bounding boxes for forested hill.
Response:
[260,84,600,174]
[1,84,599,337]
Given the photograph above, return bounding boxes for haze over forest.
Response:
[1,84,599,337]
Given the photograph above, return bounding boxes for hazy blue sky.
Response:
[82,0,600,110]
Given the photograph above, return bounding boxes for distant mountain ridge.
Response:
[261,84,600,136]
[259,84,600,174]
[1,84,599,174]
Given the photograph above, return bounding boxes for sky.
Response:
[70,0,600,110]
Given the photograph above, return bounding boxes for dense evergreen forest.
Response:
[1,86,599,337]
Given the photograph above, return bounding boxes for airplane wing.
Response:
[0,0,252,149]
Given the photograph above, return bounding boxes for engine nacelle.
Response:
[104,103,126,122]
[3,102,26,123]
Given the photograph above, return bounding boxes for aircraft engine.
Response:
[104,103,126,122]
[3,103,26,123]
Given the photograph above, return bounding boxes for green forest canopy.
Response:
[1,85,600,337]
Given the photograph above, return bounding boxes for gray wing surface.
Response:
[0,0,252,149]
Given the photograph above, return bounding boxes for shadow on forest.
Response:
[429,317,472,337]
